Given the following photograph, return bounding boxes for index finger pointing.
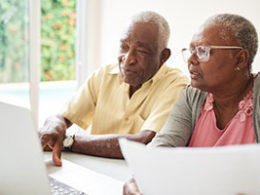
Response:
[52,142,63,166]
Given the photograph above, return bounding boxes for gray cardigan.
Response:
[149,74,260,147]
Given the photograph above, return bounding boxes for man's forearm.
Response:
[70,130,156,159]
[71,134,126,158]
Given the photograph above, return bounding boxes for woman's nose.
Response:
[188,51,199,65]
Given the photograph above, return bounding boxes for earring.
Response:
[235,66,240,71]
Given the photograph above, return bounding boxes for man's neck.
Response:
[129,85,142,98]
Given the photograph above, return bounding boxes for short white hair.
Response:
[130,11,170,51]
[206,13,258,67]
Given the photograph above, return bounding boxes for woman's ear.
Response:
[236,49,249,70]
[160,48,171,65]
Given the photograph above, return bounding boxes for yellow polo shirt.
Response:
[61,64,188,134]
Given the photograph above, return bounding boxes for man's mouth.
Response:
[120,67,137,75]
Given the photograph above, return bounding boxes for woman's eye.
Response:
[197,47,207,56]
[120,45,129,51]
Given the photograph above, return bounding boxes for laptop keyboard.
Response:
[49,176,87,195]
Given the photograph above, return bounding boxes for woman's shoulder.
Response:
[183,84,207,101]
[253,73,260,99]
[253,72,260,85]
[174,85,208,111]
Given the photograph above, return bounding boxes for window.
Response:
[0,0,97,126]
[0,0,30,108]
[39,0,77,125]
[0,0,78,126]
[41,0,76,81]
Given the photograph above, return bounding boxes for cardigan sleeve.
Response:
[148,85,207,147]
[148,87,193,147]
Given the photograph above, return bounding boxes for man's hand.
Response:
[123,178,142,195]
[39,115,71,166]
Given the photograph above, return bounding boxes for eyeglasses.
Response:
[181,45,243,62]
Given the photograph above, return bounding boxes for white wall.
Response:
[98,0,260,76]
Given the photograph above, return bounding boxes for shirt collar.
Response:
[149,64,167,83]
[109,64,120,74]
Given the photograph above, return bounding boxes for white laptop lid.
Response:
[119,139,260,195]
[0,102,51,195]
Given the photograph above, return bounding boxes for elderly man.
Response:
[123,13,259,195]
[40,11,188,166]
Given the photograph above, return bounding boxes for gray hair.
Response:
[206,13,258,67]
[130,11,170,51]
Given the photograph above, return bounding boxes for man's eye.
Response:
[137,49,148,54]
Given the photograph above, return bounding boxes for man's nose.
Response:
[123,49,137,66]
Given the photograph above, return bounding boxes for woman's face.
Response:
[187,23,242,93]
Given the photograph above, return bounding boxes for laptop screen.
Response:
[0,102,51,194]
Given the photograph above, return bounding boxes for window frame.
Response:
[29,0,41,127]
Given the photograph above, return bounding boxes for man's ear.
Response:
[160,48,171,65]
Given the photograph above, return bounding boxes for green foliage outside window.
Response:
[0,0,76,83]
[0,0,29,83]
[41,0,76,81]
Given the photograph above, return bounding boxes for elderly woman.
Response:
[123,13,259,195]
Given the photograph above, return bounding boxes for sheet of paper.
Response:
[119,139,260,195]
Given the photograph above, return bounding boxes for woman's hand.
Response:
[123,178,142,195]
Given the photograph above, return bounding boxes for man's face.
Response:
[118,22,162,87]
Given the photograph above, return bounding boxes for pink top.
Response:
[188,89,255,147]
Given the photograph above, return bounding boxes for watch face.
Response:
[63,136,74,148]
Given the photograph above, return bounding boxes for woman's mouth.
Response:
[190,71,201,80]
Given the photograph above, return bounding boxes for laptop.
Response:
[0,102,86,195]
[119,138,260,195]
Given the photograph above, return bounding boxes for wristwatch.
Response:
[63,135,75,152]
